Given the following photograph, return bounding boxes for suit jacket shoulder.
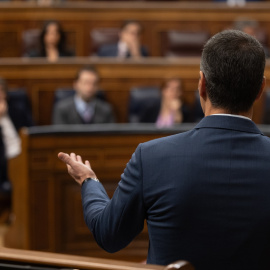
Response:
[93,99,115,123]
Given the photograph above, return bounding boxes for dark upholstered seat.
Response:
[90,28,119,56]
[128,86,160,123]
[161,30,210,57]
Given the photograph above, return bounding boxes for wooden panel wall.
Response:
[1,2,270,57]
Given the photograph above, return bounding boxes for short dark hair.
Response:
[200,29,265,114]
[75,65,99,81]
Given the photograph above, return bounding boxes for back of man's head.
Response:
[200,29,265,114]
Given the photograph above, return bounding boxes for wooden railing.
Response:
[0,247,195,270]
[0,247,164,270]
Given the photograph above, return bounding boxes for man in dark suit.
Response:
[97,20,149,58]
[58,30,269,270]
[52,66,115,124]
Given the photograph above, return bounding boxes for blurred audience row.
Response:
[0,65,201,198]
[52,66,195,126]
[24,20,149,61]
[2,60,270,198]
[6,18,269,61]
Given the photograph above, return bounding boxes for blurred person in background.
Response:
[97,20,149,58]
[233,18,270,57]
[214,0,263,3]
[36,0,65,4]
[27,20,74,62]
[26,0,65,4]
[0,89,11,197]
[140,78,190,127]
[53,66,115,125]
[0,78,34,196]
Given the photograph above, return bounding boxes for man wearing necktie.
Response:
[53,66,115,125]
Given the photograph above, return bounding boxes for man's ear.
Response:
[256,76,266,101]
[198,71,207,100]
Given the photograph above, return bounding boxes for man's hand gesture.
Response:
[58,152,97,186]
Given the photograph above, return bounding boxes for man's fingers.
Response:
[59,152,91,170]
[70,152,77,161]
[77,155,82,163]
[58,152,76,167]
[85,160,91,168]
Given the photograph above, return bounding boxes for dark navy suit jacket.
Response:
[81,115,270,270]
[97,43,149,57]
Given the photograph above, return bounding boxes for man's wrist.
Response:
[81,177,99,187]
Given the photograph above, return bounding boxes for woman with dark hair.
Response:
[29,20,74,62]
[140,78,191,127]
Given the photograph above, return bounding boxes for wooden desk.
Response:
[0,58,269,125]
[1,2,270,57]
[5,124,270,263]
[0,247,164,270]
[5,124,195,262]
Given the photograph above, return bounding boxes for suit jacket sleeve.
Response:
[81,144,145,253]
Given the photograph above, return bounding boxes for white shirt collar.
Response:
[211,113,251,121]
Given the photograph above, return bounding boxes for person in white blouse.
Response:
[97,20,149,58]
[0,81,21,195]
